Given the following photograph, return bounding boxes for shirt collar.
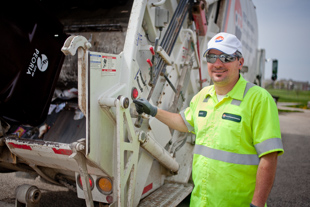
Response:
[227,75,247,100]
[205,75,247,101]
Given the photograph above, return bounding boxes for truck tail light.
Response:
[77,174,94,190]
[97,177,113,195]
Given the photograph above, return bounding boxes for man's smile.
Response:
[212,69,228,74]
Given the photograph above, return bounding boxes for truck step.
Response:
[138,183,193,207]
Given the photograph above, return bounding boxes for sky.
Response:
[252,0,310,83]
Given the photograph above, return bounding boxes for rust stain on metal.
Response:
[78,49,87,115]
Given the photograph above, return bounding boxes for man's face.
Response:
[207,49,243,87]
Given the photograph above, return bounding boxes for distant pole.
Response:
[266,58,278,88]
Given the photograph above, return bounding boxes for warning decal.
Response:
[102,55,117,76]
[90,54,102,69]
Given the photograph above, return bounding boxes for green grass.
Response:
[266,89,310,106]
[278,109,303,113]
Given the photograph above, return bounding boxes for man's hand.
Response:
[133,98,157,116]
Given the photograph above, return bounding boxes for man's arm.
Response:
[155,108,188,133]
[133,98,189,133]
[251,152,278,207]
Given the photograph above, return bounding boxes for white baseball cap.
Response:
[203,32,243,57]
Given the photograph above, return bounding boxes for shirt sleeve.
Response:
[252,91,284,157]
[180,107,195,133]
[179,90,203,134]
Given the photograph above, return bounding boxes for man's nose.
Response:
[213,57,224,67]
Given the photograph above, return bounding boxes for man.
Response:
[134,32,284,207]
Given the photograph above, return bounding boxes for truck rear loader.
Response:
[0,0,264,206]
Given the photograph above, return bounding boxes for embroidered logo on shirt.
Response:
[198,110,207,117]
[222,113,241,123]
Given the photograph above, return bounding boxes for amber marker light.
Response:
[97,177,113,194]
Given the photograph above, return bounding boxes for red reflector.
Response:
[52,148,72,155]
[88,178,93,188]
[132,87,138,99]
[79,176,93,188]
[106,195,113,203]
[7,142,32,150]
[142,183,153,195]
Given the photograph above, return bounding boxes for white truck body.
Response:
[0,0,263,206]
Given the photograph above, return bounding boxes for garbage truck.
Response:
[0,0,264,206]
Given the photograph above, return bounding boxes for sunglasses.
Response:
[206,53,239,63]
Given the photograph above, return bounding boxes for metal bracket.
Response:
[61,35,91,115]
[70,139,94,207]
[29,164,59,185]
[61,35,91,56]
[99,96,140,207]
[157,46,173,65]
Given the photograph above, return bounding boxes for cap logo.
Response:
[215,36,224,43]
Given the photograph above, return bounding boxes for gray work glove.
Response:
[133,98,157,116]
[250,203,259,207]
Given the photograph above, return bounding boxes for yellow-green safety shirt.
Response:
[181,75,284,206]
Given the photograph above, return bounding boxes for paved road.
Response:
[268,133,310,206]
[267,105,310,206]
[1,104,309,206]
[0,173,85,207]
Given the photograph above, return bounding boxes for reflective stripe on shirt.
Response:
[180,109,194,132]
[255,138,284,156]
[231,82,255,106]
[194,144,260,165]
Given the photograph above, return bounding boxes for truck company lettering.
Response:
[26,49,49,77]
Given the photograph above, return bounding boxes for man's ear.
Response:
[239,58,244,69]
